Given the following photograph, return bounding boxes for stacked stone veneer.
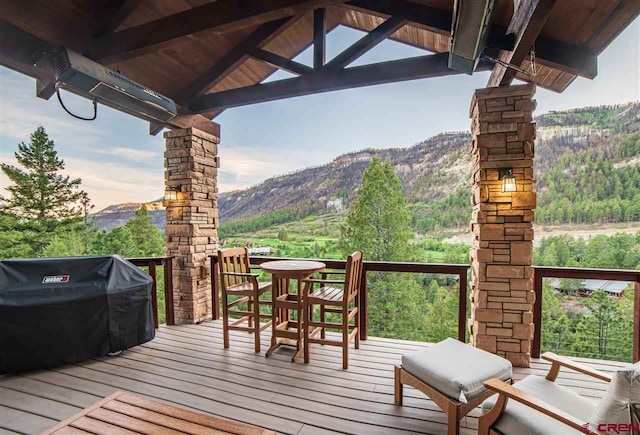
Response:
[469,83,537,368]
[164,127,220,323]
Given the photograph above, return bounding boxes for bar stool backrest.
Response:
[344,251,364,301]
[218,247,252,290]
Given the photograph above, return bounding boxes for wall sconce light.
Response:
[500,168,517,193]
[164,184,182,202]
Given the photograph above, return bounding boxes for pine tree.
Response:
[339,157,415,261]
[1,127,85,221]
[125,205,165,256]
[0,127,87,255]
[339,157,427,340]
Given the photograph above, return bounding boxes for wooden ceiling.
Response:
[1,0,638,134]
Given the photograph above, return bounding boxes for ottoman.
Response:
[395,338,513,435]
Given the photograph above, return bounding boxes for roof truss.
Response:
[487,0,558,87]
[187,53,493,113]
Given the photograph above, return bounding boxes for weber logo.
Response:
[42,275,70,284]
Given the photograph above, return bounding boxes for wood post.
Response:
[469,83,537,367]
[532,271,543,358]
[164,257,175,325]
[634,280,640,363]
[458,267,468,342]
[164,127,221,323]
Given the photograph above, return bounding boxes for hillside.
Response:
[91,102,640,234]
[220,101,640,233]
[91,199,165,231]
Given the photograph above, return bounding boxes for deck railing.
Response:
[532,266,640,362]
[209,254,470,342]
[127,256,175,327]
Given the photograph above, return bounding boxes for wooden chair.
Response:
[479,352,638,435]
[303,251,363,369]
[218,247,272,353]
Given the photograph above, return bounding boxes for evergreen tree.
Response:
[1,127,85,221]
[339,157,427,340]
[572,290,626,360]
[424,285,458,342]
[124,205,165,256]
[0,127,87,255]
[339,157,415,261]
[93,226,141,257]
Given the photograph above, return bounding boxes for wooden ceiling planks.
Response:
[331,6,446,54]
[115,0,216,31]
[585,0,639,51]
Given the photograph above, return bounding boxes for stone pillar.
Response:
[469,83,537,368]
[164,127,220,323]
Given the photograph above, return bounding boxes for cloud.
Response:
[0,153,163,211]
[217,144,330,193]
[95,147,157,160]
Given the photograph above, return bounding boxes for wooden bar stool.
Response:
[218,247,272,353]
[303,251,363,369]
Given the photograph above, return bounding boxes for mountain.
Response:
[91,199,165,231]
[92,102,640,233]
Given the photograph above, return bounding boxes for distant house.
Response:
[248,247,275,256]
[547,278,628,298]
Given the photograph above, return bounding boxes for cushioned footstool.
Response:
[395,338,513,435]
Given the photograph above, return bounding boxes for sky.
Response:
[1,18,639,211]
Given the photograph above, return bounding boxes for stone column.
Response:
[164,127,220,323]
[469,83,537,368]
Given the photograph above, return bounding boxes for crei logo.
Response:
[583,422,640,434]
[42,275,70,284]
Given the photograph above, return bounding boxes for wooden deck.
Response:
[0,321,629,435]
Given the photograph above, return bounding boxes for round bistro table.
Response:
[260,260,325,361]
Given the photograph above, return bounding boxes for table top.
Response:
[260,260,325,277]
[39,391,275,435]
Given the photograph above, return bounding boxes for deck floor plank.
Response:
[0,404,58,434]
[0,320,629,435]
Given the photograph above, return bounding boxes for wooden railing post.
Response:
[149,261,159,329]
[532,269,543,358]
[164,257,175,325]
[360,270,368,340]
[634,280,640,363]
[211,255,220,320]
[457,267,468,343]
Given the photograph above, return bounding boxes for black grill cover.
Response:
[0,255,155,373]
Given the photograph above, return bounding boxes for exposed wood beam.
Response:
[87,0,341,64]
[36,79,56,99]
[251,49,314,75]
[346,0,597,79]
[187,53,492,113]
[325,16,406,69]
[90,0,144,37]
[313,8,326,69]
[487,0,557,87]
[29,1,145,101]
[172,16,298,106]
[0,20,56,82]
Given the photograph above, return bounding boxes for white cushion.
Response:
[482,375,598,435]
[590,362,640,432]
[401,338,512,403]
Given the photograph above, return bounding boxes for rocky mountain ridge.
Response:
[90,101,640,231]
